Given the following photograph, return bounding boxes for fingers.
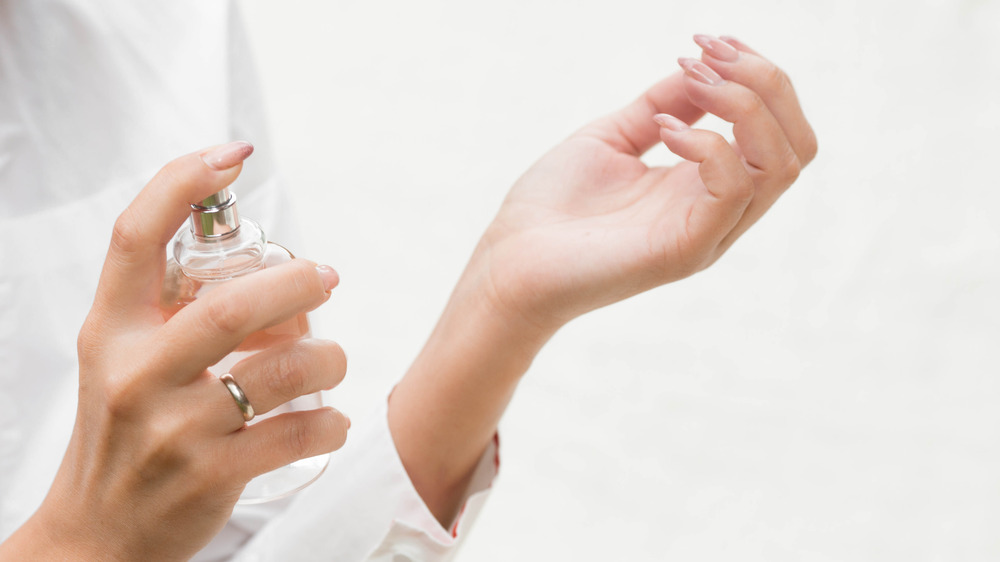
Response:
[578,72,705,156]
[212,339,347,431]
[694,34,818,164]
[96,142,254,317]
[651,36,815,262]
[676,35,816,254]
[677,56,799,188]
[654,114,753,248]
[227,407,350,481]
[156,259,337,381]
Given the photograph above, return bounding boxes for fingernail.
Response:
[678,57,724,86]
[316,265,340,292]
[693,34,739,62]
[653,114,689,132]
[201,141,254,170]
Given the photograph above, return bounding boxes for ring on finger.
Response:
[219,373,255,422]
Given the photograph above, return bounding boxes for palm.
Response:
[485,133,713,323]
[476,58,811,328]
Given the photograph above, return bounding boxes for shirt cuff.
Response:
[364,395,499,559]
[229,393,499,562]
[389,432,499,544]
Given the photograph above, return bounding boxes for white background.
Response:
[241,1,1000,560]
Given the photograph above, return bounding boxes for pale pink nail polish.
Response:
[693,34,739,62]
[201,141,254,170]
[678,57,724,86]
[316,265,340,292]
[653,113,689,132]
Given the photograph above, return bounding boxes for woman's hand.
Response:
[477,35,818,333]
[390,36,817,524]
[0,143,350,561]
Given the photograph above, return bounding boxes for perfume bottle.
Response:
[160,188,329,504]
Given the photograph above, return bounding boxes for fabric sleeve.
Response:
[227,395,499,562]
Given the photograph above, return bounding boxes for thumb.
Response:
[95,141,255,317]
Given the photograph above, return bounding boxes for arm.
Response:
[389,35,818,524]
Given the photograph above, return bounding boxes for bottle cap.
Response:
[190,188,240,238]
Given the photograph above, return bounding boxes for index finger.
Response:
[95,141,255,317]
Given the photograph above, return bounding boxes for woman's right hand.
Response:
[0,142,350,561]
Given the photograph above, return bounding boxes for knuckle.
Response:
[268,350,309,398]
[77,314,103,359]
[109,208,144,257]
[733,174,756,204]
[734,91,767,118]
[801,129,819,164]
[779,150,802,184]
[140,419,192,476]
[289,260,322,297]
[284,418,316,458]
[101,374,144,418]
[704,132,731,154]
[204,292,253,336]
[761,63,792,99]
[157,156,194,189]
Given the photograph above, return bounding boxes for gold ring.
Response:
[219,373,255,422]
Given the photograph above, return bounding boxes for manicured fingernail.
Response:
[678,57,723,86]
[693,34,739,62]
[201,141,254,170]
[316,265,340,292]
[653,114,689,132]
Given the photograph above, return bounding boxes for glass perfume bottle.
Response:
[160,188,329,504]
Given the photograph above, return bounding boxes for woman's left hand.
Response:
[389,35,818,526]
[474,34,818,334]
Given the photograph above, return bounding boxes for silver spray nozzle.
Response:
[190,188,240,238]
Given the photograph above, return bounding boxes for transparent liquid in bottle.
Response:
[161,222,330,504]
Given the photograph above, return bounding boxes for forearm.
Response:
[388,249,555,525]
[388,31,814,534]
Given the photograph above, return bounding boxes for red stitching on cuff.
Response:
[493,433,501,471]
[451,502,467,538]
[451,433,501,539]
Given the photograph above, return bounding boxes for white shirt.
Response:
[0,1,495,559]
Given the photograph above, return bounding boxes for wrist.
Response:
[1,509,100,561]
[388,246,558,524]
[448,246,560,362]
[475,220,622,334]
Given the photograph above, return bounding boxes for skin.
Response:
[0,148,351,561]
[0,35,815,559]
[389,35,817,523]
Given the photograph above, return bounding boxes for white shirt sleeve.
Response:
[198,396,498,562]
